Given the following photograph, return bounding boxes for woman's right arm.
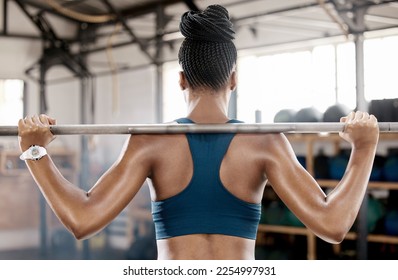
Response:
[264,111,379,243]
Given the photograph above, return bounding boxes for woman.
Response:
[18,5,379,260]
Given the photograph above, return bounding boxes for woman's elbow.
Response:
[324,231,346,244]
[69,220,103,240]
[66,222,88,240]
[64,217,95,240]
[309,210,354,244]
[317,226,348,244]
[71,228,90,240]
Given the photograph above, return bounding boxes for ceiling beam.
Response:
[19,0,82,23]
[14,0,91,79]
[255,22,328,38]
[14,0,60,42]
[365,14,398,26]
[240,14,342,31]
[100,0,155,63]
[234,2,326,23]
[79,40,137,55]
[331,0,368,33]
[182,0,199,11]
[62,0,91,8]
[3,0,8,34]
[0,33,42,40]
[119,0,182,19]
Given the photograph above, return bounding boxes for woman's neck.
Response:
[185,89,230,124]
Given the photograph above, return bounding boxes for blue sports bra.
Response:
[151,118,261,240]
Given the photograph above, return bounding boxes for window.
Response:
[364,35,398,101]
[336,42,356,107]
[0,79,25,125]
[162,34,398,123]
[237,45,347,123]
[163,61,186,122]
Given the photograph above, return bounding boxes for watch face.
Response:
[31,147,40,158]
[20,145,46,161]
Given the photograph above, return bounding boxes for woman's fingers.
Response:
[41,114,56,125]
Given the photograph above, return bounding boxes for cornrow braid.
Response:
[178,5,237,91]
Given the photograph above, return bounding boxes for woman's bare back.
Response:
[145,133,269,259]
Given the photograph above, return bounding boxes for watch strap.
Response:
[20,145,47,161]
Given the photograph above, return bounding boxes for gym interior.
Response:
[0,0,398,260]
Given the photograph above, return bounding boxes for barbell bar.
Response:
[0,122,397,136]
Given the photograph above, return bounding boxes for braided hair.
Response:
[178,5,237,91]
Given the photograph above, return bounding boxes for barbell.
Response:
[0,122,397,136]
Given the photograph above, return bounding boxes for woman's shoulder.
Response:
[232,133,290,160]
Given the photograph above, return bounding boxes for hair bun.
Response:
[179,4,235,42]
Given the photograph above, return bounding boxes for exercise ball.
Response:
[294,107,323,122]
[329,151,349,180]
[383,156,398,182]
[314,150,330,179]
[385,210,398,235]
[367,196,386,233]
[387,190,398,209]
[285,208,305,227]
[261,201,286,225]
[370,155,385,181]
[297,156,306,169]
[274,109,296,123]
[323,104,351,122]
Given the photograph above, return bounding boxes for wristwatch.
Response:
[20,145,47,161]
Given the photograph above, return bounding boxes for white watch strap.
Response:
[19,145,47,161]
[19,149,29,160]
